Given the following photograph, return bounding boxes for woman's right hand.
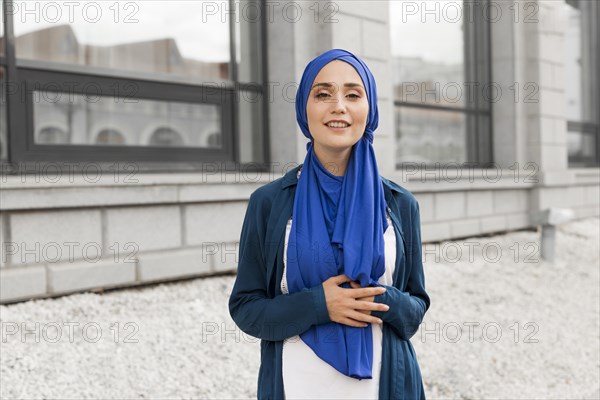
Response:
[322,274,389,328]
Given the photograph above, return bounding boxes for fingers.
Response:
[347,310,383,325]
[349,286,386,299]
[354,300,389,313]
[327,274,352,286]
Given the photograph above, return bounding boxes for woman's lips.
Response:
[324,123,351,132]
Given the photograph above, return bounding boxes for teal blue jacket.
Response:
[228,164,431,399]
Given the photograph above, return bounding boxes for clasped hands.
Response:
[322,274,389,328]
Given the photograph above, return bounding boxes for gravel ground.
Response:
[1,217,598,399]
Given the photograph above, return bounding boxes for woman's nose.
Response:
[330,93,347,113]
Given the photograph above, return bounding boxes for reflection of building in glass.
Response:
[0,67,6,161]
[5,25,224,149]
[33,92,221,148]
[393,56,465,163]
[396,107,464,164]
[392,57,463,105]
[5,25,229,79]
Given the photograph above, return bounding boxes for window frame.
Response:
[566,0,600,168]
[392,0,494,169]
[0,0,270,174]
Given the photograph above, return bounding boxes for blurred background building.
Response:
[0,0,598,303]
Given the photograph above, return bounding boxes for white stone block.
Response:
[534,187,569,209]
[0,266,46,303]
[539,61,553,90]
[480,215,507,233]
[331,13,362,55]
[540,144,568,170]
[106,205,181,252]
[585,185,600,206]
[434,192,465,220]
[337,1,389,23]
[538,0,566,34]
[421,222,450,243]
[569,186,587,207]
[539,33,564,65]
[10,209,102,265]
[138,247,212,282]
[539,89,565,119]
[466,191,493,217]
[185,202,247,245]
[47,258,136,294]
[506,212,531,230]
[494,189,529,213]
[212,242,240,272]
[551,63,565,90]
[450,219,481,238]
[362,20,389,60]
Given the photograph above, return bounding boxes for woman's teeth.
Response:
[326,122,350,128]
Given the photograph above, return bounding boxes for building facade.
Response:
[0,0,598,303]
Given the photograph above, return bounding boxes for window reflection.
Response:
[396,106,466,164]
[390,0,465,107]
[149,127,184,147]
[563,0,598,165]
[37,126,69,144]
[568,130,596,159]
[96,129,126,145]
[33,91,222,149]
[0,9,4,56]
[0,67,6,161]
[564,1,583,122]
[13,1,232,81]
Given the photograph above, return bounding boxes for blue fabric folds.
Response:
[285,48,389,379]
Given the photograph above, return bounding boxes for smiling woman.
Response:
[229,48,430,400]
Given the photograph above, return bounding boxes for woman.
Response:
[229,49,431,399]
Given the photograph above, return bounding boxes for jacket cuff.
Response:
[309,284,331,325]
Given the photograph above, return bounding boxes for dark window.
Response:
[390,0,493,168]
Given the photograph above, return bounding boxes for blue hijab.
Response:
[286,49,389,379]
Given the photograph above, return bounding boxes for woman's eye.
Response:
[315,91,360,99]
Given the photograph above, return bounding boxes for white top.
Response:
[281,206,397,399]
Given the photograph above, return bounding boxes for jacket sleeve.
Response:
[371,200,431,341]
[228,191,332,342]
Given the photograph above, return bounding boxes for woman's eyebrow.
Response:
[311,82,365,90]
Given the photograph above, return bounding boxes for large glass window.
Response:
[1,0,266,172]
[390,0,492,167]
[0,67,6,162]
[13,1,230,81]
[33,91,222,149]
[564,0,599,167]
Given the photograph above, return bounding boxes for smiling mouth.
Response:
[325,122,351,129]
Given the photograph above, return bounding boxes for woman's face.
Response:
[306,60,369,157]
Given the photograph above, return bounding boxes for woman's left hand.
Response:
[350,281,378,315]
